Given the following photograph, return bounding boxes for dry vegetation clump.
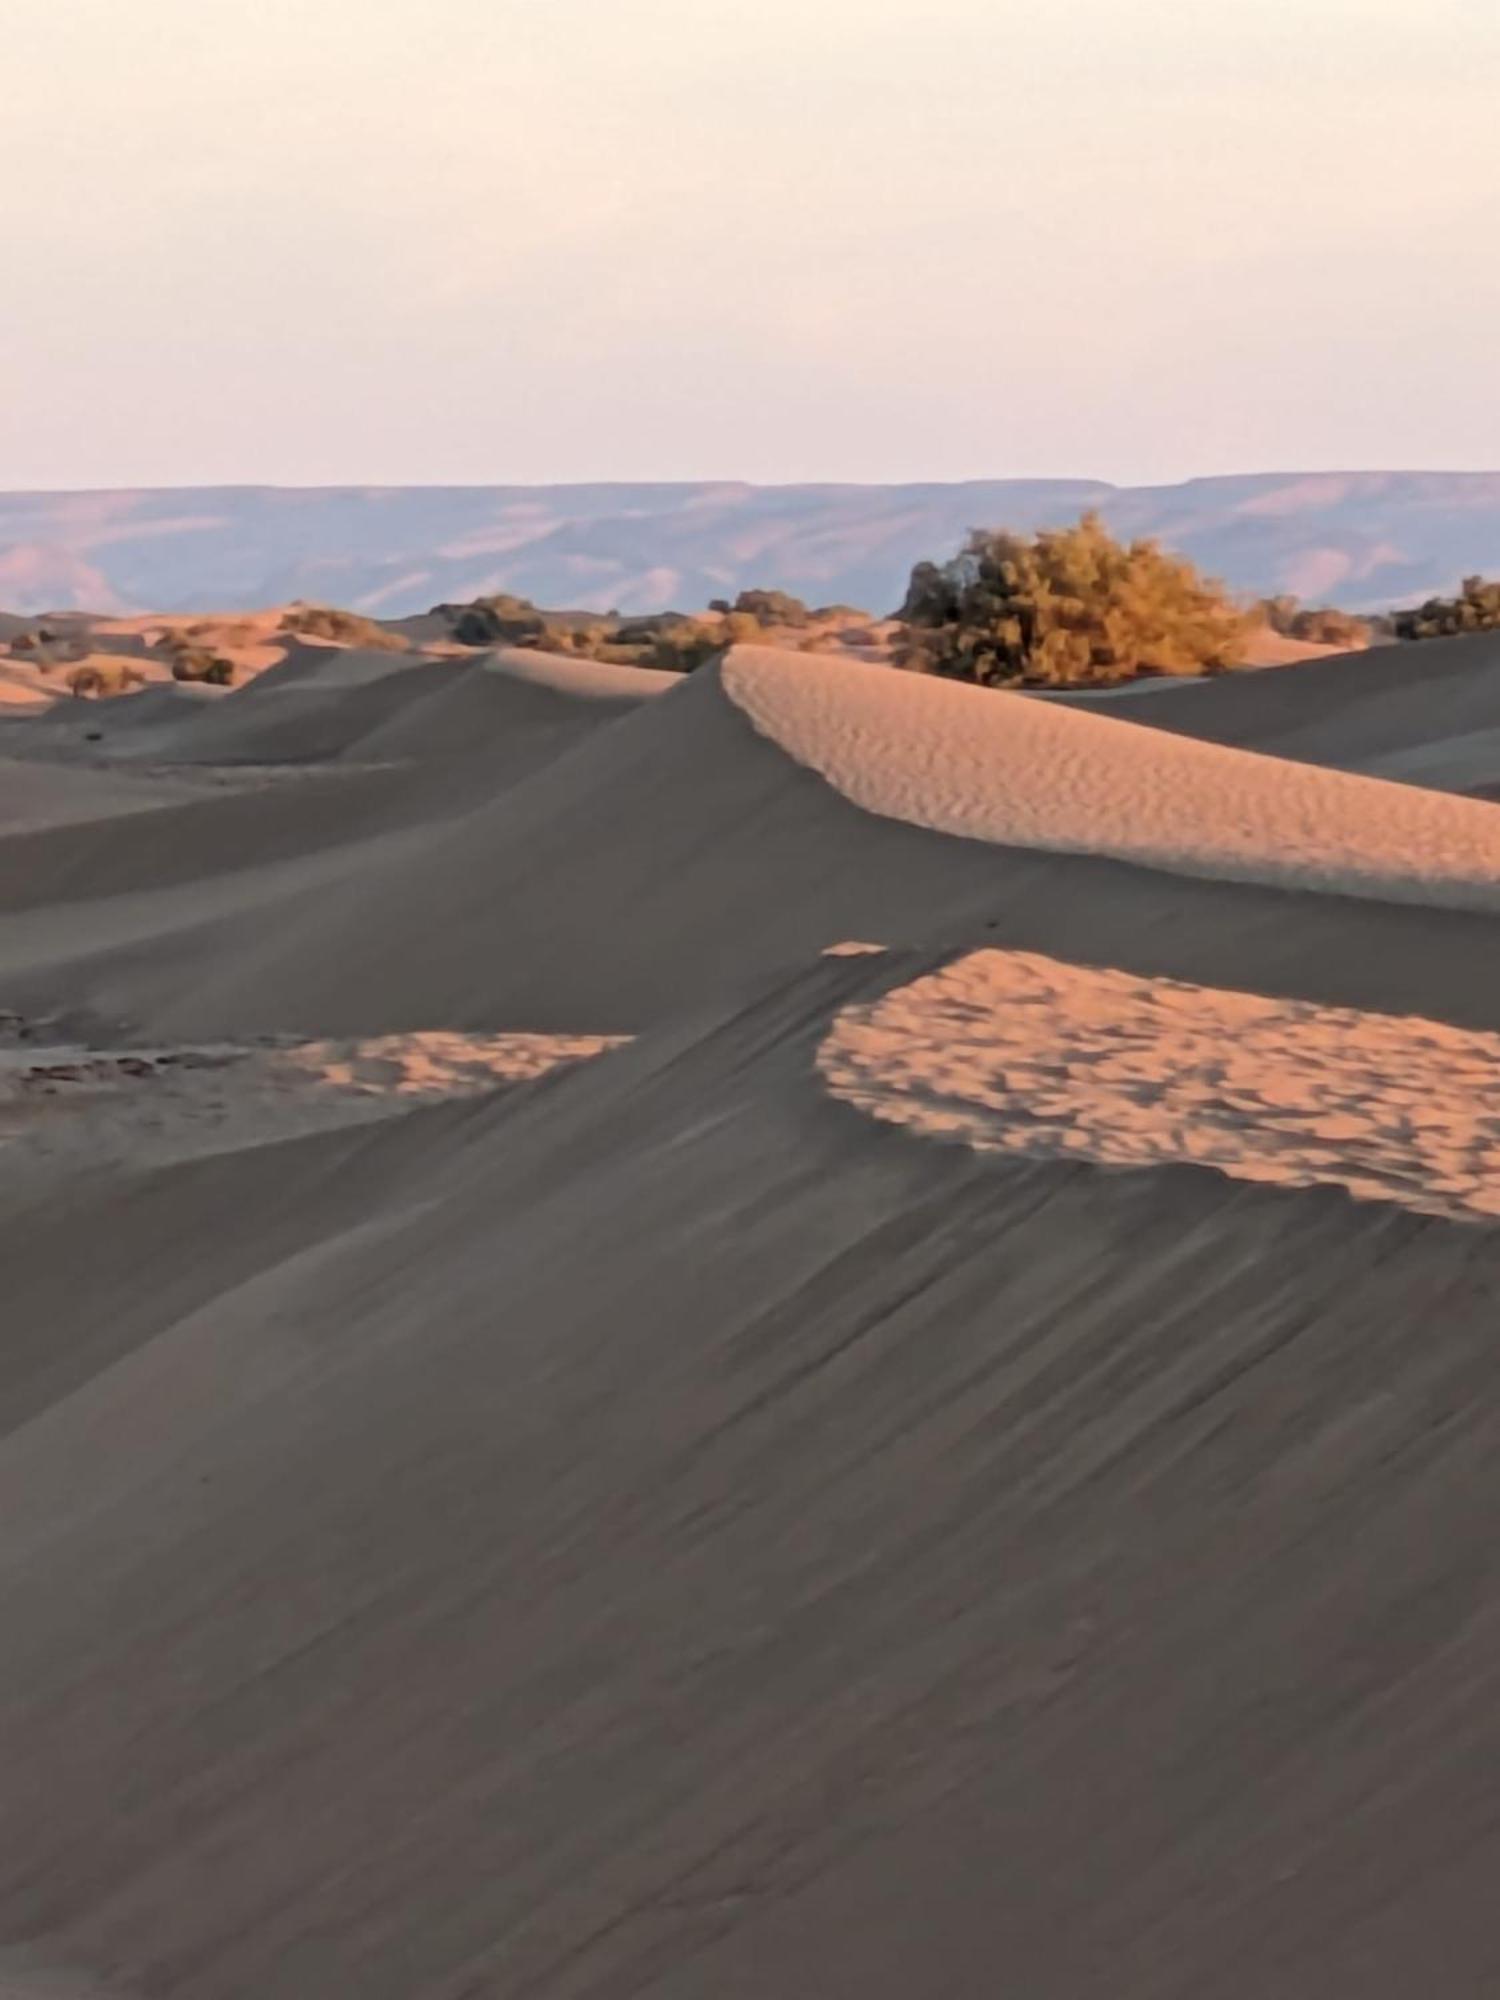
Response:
[157,625,240,686]
[66,660,145,699]
[1252,594,1372,650]
[9,627,87,668]
[279,604,409,651]
[897,512,1249,687]
[708,588,812,627]
[1393,575,1500,642]
[431,584,888,675]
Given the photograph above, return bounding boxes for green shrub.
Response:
[1393,576,1500,642]
[898,512,1249,687]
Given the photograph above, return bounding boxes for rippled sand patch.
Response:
[722,644,1500,909]
[818,949,1500,1222]
[0,1027,626,1178]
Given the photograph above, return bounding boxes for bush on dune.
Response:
[727,588,811,627]
[897,512,1249,688]
[438,594,776,673]
[280,603,408,651]
[1253,594,1371,649]
[66,660,145,699]
[435,585,874,674]
[1392,576,1500,642]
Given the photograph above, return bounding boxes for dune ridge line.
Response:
[720,644,1500,909]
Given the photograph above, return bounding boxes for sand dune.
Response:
[0,756,205,833]
[1083,627,1500,795]
[3,947,1499,1998]
[723,645,1500,906]
[3,627,1500,1996]
[9,645,1500,1050]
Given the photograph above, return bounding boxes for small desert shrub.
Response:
[443,595,552,647]
[730,588,810,627]
[280,603,408,650]
[66,660,145,699]
[897,512,1249,687]
[1253,595,1370,649]
[155,623,242,685]
[1393,576,1500,641]
[169,647,237,686]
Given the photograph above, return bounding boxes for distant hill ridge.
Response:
[3,471,1499,617]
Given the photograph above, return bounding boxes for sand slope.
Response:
[3,630,1500,1997]
[8,648,1500,1048]
[722,645,1500,905]
[1073,627,1500,795]
[2,952,1499,1998]
[820,947,1500,1221]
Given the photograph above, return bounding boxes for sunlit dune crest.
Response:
[722,644,1500,908]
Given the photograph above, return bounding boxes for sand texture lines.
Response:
[0,1027,624,1177]
[819,949,1500,1222]
[723,645,1500,909]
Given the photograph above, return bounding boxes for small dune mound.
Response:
[345,647,671,764]
[721,644,1500,909]
[237,639,423,696]
[819,948,1500,1222]
[481,646,682,703]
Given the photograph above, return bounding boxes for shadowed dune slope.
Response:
[1069,628,1500,793]
[8,645,1500,1042]
[721,646,1500,901]
[0,756,203,834]
[0,652,674,1007]
[5,629,1500,1997]
[3,953,1500,1999]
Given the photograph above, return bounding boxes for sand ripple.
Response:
[0,1028,625,1177]
[723,644,1500,909]
[818,949,1500,1222]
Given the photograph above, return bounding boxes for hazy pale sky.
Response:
[6,0,1499,488]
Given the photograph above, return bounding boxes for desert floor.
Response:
[2,625,1499,1997]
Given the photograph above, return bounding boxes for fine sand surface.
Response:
[819,947,1500,1221]
[1072,627,1500,796]
[721,645,1500,907]
[2,630,1500,1996]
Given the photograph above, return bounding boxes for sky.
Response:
[5,0,1499,489]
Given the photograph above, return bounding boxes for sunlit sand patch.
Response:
[0,1027,628,1177]
[721,644,1500,909]
[817,949,1500,1223]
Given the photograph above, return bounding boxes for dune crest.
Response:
[819,948,1500,1222]
[721,644,1500,908]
